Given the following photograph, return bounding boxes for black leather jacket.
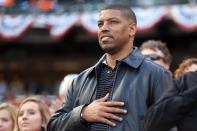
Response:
[47,47,173,131]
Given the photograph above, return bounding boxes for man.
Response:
[47,4,173,131]
[140,40,172,70]
[145,71,197,131]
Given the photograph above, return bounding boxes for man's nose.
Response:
[100,22,109,32]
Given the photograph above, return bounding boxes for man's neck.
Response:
[106,47,133,69]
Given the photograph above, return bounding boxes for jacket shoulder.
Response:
[141,59,170,74]
[72,66,95,86]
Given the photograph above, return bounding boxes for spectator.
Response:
[0,103,18,131]
[17,97,51,131]
[174,58,197,78]
[140,40,172,70]
[139,39,176,131]
[59,74,78,101]
[49,74,78,113]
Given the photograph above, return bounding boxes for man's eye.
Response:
[111,21,118,24]
[98,23,103,27]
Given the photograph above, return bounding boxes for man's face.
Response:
[97,9,134,55]
[141,48,170,69]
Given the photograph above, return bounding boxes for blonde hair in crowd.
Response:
[0,103,18,131]
[16,97,51,131]
[174,58,197,78]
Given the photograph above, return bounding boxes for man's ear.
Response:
[129,23,137,37]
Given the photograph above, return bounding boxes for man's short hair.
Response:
[140,40,172,65]
[101,4,137,24]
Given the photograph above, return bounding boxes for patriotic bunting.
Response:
[80,12,99,35]
[170,4,197,31]
[47,13,79,41]
[0,4,196,41]
[133,6,167,32]
[0,14,34,40]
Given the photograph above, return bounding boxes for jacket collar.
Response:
[88,46,145,75]
[122,47,144,69]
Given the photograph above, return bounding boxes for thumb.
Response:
[97,93,109,102]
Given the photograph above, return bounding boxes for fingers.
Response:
[103,101,125,107]
[85,95,127,125]
[96,96,127,114]
[102,112,123,122]
[98,117,116,127]
[102,106,127,114]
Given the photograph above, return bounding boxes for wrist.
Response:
[80,105,88,123]
[80,112,85,121]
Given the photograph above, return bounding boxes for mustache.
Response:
[100,33,113,39]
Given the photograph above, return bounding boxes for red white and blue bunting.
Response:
[170,4,197,31]
[46,13,79,40]
[0,14,34,40]
[80,12,99,35]
[0,4,197,41]
[133,6,168,32]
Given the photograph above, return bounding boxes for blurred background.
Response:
[0,0,196,103]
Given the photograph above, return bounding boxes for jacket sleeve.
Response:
[144,74,197,131]
[47,80,89,131]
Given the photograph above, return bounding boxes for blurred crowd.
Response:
[0,73,78,131]
[0,74,59,105]
[0,0,194,13]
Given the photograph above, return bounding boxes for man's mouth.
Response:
[101,36,111,41]
[100,35,113,42]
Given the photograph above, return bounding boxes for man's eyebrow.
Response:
[97,20,102,23]
[98,17,119,23]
